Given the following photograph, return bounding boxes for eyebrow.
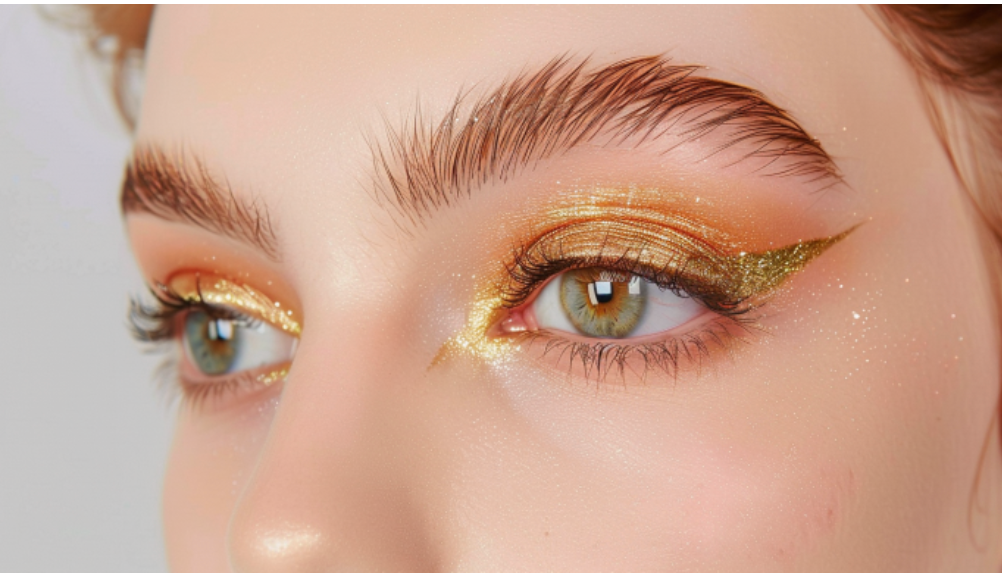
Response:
[371,55,843,225]
[121,147,280,259]
[122,55,842,253]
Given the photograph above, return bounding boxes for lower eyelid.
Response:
[531,305,722,346]
[178,361,290,386]
[166,272,302,337]
[177,360,291,409]
[518,312,759,382]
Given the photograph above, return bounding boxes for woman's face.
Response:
[127,6,1002,570]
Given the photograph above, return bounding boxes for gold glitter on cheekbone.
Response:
[167,273,302,337]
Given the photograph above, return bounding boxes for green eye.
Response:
[181,308,299,379]
[558,268,648,338]
[532,267,705,340]
[184,311,241,375]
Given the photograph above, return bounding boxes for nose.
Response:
[225,324,441,572]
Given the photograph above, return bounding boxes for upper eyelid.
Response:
[165,273,302,337]
[500,220,855,313]
[503,249,694,308]
[128,286,255,344]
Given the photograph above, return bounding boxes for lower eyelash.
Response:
[146,354,266,411]
[517,313,763,383]
[178,370,267,411]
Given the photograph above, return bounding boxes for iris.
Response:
[559,269,648,338]
[184,311,241,375]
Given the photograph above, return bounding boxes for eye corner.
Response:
[488,307,536,338]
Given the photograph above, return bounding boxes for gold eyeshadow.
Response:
[167,273,302,337]
[435,190,855,367]
[508,209,855,307]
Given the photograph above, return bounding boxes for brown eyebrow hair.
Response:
[122,55,841,254]
[121,147,279,258]
[371,55,843,226]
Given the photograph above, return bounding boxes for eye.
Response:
[530,267,706,339]
[181,309,297,379]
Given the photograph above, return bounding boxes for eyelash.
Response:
[502,239,751,313]
[128,286,265,408]
[500,241,763,381]
[517,316,760,383]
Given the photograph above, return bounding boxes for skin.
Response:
[127,6,1002,571]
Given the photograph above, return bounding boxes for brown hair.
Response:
[62,5,153,129]
[865,5,1002,549]
[871,6,1002,247]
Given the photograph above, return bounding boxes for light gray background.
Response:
[0,6,170,571]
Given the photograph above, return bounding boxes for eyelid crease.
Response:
[166,273,302,337]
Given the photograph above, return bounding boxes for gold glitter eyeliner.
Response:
[167,273,301,337]
[436,194,855,368]
[507,213,855,310]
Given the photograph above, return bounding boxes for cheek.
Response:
[621,422,858,569]
[672,441,856,568]
[162,395,278,571]
[482,361,858,571]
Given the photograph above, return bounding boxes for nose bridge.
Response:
[226,319,441,572]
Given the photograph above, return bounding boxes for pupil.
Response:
[592,281,614,304]
[560,268,648,338]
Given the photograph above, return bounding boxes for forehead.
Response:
[138,6,896,172]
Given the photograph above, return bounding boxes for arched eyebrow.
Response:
[371,55,843,226]
[120,147,280,259]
